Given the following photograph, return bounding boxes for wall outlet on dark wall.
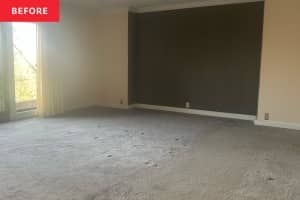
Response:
[185,101,190,109]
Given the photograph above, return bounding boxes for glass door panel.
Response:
[12,23,37,112]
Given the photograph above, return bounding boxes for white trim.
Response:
[99,104,131,110]
[134,0,264,13]
[254,120,300,131]
[112,105,131,109]
[15,109,37,120]
[132,104,256,121]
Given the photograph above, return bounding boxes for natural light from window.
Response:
[13,22,37,111]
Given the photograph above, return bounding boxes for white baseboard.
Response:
[115,105,131,109]
[15,109,37,120]
[254,120,300,131]
[132,104,256,121]
[99,104,131,110]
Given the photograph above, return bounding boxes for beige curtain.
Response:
[0,25,5,113]
[37,24,64,117]
[0,24,13,122]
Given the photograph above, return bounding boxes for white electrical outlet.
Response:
[185,101,190,109]
[265,113,270,120]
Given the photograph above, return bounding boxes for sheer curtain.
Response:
[0,26,6,114]
[0,24,13,122]
[1,23,65,120]
[36,24,64,117]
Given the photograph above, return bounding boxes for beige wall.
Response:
[41,7,129,111]
[257,0,300,124]
[95,10,129,108]
[41,6,99,111]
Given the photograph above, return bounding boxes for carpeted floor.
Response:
[0,107,299,200]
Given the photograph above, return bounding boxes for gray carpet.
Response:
[0,107,299,200]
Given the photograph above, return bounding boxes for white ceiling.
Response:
[61,0,262,11]
[62,0,197,8]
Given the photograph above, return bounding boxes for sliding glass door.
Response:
[0,23,37,122]
[12,23,37,112]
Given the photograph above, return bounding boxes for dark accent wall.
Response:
[128,12,138,105]
[129,2,264,115]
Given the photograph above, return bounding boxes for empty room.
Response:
[0,0,299,199]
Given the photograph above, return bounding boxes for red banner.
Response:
[0,0,59,22]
